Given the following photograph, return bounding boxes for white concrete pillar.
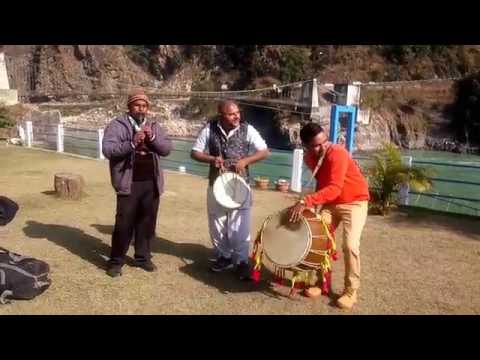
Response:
[310,78,321,122]
[0,53,9,90]
[57,124,64,153]
[26,121,33,148]
[18,125,25,143]
[291,148,304,193]
[97,129,105,159]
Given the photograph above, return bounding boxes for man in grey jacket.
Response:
[102,89,173,278]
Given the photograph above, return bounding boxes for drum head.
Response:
[261,208,312,268]
[213,172,250,209]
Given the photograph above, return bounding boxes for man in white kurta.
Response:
[191,100,269,280]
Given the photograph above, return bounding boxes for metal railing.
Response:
[19,121,480,217]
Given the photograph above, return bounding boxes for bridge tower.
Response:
[329,84,361,153]
[303,79,363,153]
[0,52,19,105]
[310,78,321,122]
[299,78,322,123]
[0,52,9,90]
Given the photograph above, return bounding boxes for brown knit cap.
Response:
[127,88,150,107]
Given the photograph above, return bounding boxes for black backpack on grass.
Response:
[0,247,51,304]
[0,196,18,226]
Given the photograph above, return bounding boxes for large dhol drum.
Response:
[260,208,332,271]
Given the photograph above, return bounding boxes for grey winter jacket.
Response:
[102,114,173,195]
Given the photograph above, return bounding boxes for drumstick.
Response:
[233,173,238,202]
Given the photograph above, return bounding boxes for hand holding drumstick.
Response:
[212,156,225,169]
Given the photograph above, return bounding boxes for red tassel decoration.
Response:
[251,269,261,283]
[273,276,283,286]
[294,281,306,290]
[321,271,332,296]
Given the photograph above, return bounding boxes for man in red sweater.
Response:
[289,123,370,310]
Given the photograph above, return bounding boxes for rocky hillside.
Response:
[1,45,194,98]
[3,45,480,97]
[1,45,479,151]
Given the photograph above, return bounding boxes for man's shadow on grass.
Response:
[22,220,126,271]
[21,220,340,302]
[91,224,286,296]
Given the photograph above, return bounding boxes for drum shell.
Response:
[297,210,330,270]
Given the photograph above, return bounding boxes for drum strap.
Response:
[302,145,333,197]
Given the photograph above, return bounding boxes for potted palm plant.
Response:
[367,143,434,215]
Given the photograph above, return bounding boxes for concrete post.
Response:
[0,52,18,105]
[310,78,321,122]
[98,129,105,159]
[26,121,33,148]
[291,148,304,193]
[57,124,64,153]
[0,53,9,90]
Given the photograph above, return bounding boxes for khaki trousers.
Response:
[320,201,368,291]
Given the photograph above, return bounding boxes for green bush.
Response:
[0,106,15,129]
[125,45,179,79]
[361,90,384,109]
[181,78,219,120]
[249,46,313,84]
[278,47,312,83]
[382,45,454,65]
[125,45,152,68]
[451,72,480,144]
[368,143,435,215]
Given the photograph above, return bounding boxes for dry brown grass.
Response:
[0,145,479,315]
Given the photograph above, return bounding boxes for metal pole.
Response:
[346,108,356,153]
[398,156,413,205]
[329,105,338,142]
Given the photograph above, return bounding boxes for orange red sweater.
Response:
[303,144,370,207]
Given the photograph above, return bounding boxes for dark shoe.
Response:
[210,256,234,272]
[106,264,122,278]
[133,260,157,272]
[236,262,252,281]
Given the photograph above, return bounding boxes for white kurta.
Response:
[193,122,268,264]
[206,187,252,263]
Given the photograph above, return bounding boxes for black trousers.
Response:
[110,180,160,266]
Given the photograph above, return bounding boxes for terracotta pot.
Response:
[276,180,290,193]
[255,178,270,190]
[276,183,289,192]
